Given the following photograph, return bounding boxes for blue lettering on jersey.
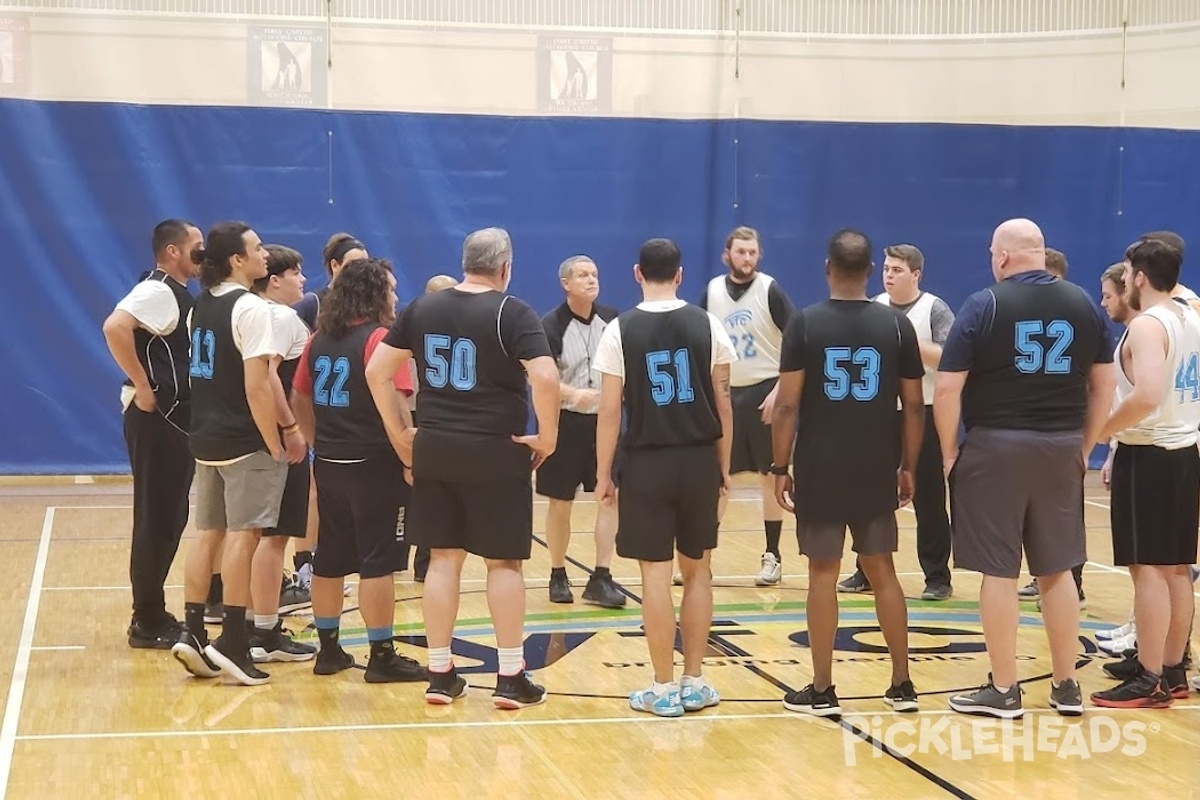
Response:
[425,334,478,391]
[823,346,880,401]
[1014,319,1074,374]
[646,348,695,406]
[313,356,350,407]
[1175,351,1200,402]
[189,328,215,380]
[724,310,757,360]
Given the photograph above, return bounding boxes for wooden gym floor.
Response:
[0,474,1197,799]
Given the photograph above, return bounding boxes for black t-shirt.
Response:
[780,299,924,523]
[383,287,551,481]
[619,304,721,451]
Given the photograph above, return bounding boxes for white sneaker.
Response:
[1096,619,1135,641]
[1190,674,1200,692]
[755,552,782,586]
[1097,630,1137,654]
[295,562,313,592]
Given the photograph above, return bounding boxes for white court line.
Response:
[27,646,84,652]
[15,704,1200,744]
[51,497,771,511]
[16,710,794,742]
[0,507,54,800]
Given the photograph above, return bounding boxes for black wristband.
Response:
[769,463,790,476]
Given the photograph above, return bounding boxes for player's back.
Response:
[619,301,722,451]
[791,299,919,523]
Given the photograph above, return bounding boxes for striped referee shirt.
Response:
[542,301,618,413]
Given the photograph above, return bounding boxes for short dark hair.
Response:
[827,229,872,276]
[883,244,923,273]
[1127,238,1182,292]
[252,244,303,294]
[1044,247,1068,278]
[1141,230,1185,256]
[1101,262,1127,293]
[192,221,251,289]
[638,238,682,283]
[322,232,366,276]
[151,219,198,258]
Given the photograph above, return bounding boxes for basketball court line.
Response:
[0,507,55,800]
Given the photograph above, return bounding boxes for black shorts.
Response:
[1111,443,1200,566]
[536,410,598,500]
[949,427,1086,578]
[408,477,533,560]
[312,454,409,579]
[616,444,720,562]
[262,460,310,538]
[731,379,774,475]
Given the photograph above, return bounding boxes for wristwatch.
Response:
[769,463,790,476]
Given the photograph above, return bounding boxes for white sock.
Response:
[681,674,707,690]
[254,613,279,631]
[244,608,255,622]
[651,680,679,695]
[428,646,452,673]
[498,646,524,676]
[993,684,1011,693]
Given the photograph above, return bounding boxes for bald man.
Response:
[426,274,458,293]
[935,219,1115,720]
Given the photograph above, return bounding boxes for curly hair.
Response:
[316,258,396,338]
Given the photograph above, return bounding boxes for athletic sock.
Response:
[428,646,453,673]
[207,574,223,605]
[594,566,612,579]
[314,616,340,650]
[222,606,249,651]
[254,613,279,632]
[550,566,567,580]
[764,520,782,559]
[498,646,524,676]
[184,602,206,638]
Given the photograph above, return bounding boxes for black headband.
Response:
[329,237,366,265]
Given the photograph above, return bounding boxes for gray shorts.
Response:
[949,427,1085,579]
[796,512,898,561]
[193,450,289,532]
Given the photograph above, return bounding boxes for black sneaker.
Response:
[278,576,312,615]
[128,619,179,650]
[920,584,952,601]
[313,647,355,676]
[949,675,1023,719]
[1049,678,1084,716]
[883,680,919,712]
[493,671,547,709]
[549,572,573,604]
[836,572,871,594]
[1103,652,1142,681]
[1163,663,1189,699]
[364,648,426,683]
[171,630,221,678]
[205,636,270,686]
[250,622,317,663]
[426,667,468,705]
[1091,668,1172,709]
[581,574,626,608]
[1016,580,1039,598]
[783,684,841,717]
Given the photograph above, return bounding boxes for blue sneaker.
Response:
[630,685,684,717]
[680,680,720,712]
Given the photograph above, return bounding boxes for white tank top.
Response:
[1175,284,1199,302]
[705,273,784,387]
[1114,302,1200,449]
[875,291,937,406]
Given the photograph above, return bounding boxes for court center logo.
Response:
[538,36,612,114]
[246,26,328,107]
[0,15,30,97]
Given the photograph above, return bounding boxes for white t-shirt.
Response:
[114,276,183,410]
[593,299,738,379]
[267,299,310,361]
[186,283,279,361]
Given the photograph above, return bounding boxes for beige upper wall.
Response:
[4,13,1200,129]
